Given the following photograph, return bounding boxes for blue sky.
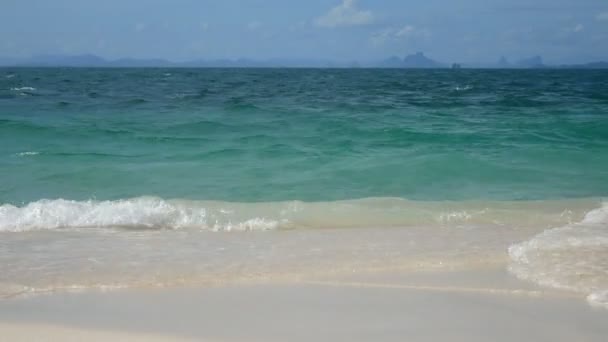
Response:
[1,0,607,63]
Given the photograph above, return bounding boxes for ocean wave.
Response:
[508,202,608,309]
[454,85,472,92]
[168,90,208,100]
[0,197,278,232]
[10,87,35,91]
[13,151,40,157]
[0,196,599,233]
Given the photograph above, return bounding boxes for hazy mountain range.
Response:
[0,53,607,69]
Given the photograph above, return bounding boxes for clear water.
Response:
[2,68,608,203]
[1,68,607,307]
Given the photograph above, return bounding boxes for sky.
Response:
[1,0,608,64]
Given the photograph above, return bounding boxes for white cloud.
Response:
[395,25,416,37]
[201,23,209,31]
[134,23,146,32]
[315,0,374,28]
[371,25,430,45]
[573,24,584,32]
[597,12,608,21]
[248,21,262,30]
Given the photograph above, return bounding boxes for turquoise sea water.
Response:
[1,68,607,306]
[1,68,607,204]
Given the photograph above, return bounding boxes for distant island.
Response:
[379,52,444,68]
[378,54,607,69]
[0,53,607,69]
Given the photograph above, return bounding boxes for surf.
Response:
[508,202,608,309]
[0,196,601,232]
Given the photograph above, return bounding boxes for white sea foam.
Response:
[10,87,35,91]
[0,197,605,299]
[0,197,599,233]
[454,85,472,91]
[508,202,608,309]
[0,197,280,232]
[438,210,477,223]
[14,151,40,157]
[588,290,608,309]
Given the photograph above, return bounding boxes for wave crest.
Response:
[0,197,285,232]
[0,196,599,233]
[10,86,35,91]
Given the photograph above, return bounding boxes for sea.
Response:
[1,68,607,308]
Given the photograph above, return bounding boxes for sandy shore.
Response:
[0,269,606,342]
[0,322,194,342]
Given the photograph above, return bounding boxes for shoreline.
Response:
[1,268,606,341]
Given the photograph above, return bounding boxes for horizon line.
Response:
[1,53,608,69]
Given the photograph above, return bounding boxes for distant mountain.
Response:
[402,52,443,68]
[1,53,606,69]
[110,58,171,67]
[180,58,268,68]
[516,56,545,68]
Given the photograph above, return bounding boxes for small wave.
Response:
[0,197,598,233]
[10,87,35,91]
[454,85,472,91]
[14,151,40,157]
[0,197,281,232]
[168,90,207,100]
[508,202,608,309]
[223,97,260,111]
[5,74,15,79]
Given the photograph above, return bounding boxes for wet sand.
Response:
[1,269,606,342]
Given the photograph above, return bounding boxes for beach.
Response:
[1,268,607,341]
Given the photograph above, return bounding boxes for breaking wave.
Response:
[10,87,36,91]
[509,202,608,309]
[0,196,599,233]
